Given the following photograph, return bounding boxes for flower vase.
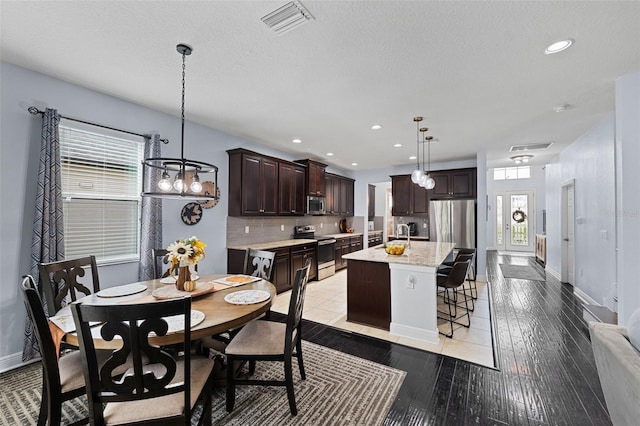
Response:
[175,265,191,291]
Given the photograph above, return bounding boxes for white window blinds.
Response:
[59,122,144,262]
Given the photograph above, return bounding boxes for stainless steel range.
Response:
[293,225,336,280]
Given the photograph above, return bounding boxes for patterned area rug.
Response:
[499,264,545,281]
[0,341,405,426]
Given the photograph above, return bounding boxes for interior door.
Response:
[566,184,575,284]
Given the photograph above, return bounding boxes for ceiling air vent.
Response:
[509,142,554,152]
[261,1,315,35]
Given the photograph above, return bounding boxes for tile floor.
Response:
[271,269,496,368]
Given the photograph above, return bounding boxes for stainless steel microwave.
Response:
[306,196,326,215]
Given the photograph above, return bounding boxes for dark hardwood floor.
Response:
[274,250,611,425]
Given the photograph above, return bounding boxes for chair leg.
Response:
[296,338,306,380]
[284,357,297,416]
[38,378,47,426]
[225,355,236,412]
[248,360,256,375]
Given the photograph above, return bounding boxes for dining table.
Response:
[57,274,277,350]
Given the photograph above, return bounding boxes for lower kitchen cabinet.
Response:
[335,235,363,271]
[273,247,291,293]
[291,244,317,284]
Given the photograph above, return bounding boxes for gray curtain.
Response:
[138,134,163,280]
[23,108,65,361]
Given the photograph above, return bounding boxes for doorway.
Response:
[495,190,535,252]
[561,180,575,285]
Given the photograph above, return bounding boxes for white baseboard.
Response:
[0,352,38,373]
[545,266,561,281]
[574,287,599,306]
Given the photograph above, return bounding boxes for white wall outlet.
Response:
[407,275,415,289]
[423,223,427,228]
[600,230,608,240]
[320,223,323,228]
[281,224,285,231]
[244,226,250,234]
[335,222,338,227]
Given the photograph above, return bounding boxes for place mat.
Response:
[159,274,200,284]
[158,310,205,334]
[152,281,216,299]
[96,284,147,298]
[214,275,261,286]
[224,289,270,305]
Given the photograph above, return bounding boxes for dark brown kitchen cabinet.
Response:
[428,168,476,199]
[368,184,376,218]
[228,149,279,216]
[350,235,363,252]
[368,231,383,247]
[390,175,429,216]
[273,247,291,293]
[278,162,305,216]
[334,236,350,270]
[296,159,326,196]
[326,173,355,216]
[290,243,317,283]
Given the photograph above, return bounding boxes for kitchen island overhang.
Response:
[343,241,456,344]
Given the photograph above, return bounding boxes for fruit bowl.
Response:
[384,242,406,256]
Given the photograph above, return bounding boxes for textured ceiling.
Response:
[1,1,639,170]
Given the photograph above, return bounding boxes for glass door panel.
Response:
[506,191,534,251]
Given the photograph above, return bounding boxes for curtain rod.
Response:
[28,106,169,144]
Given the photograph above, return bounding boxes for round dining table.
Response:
[63,274,276,350]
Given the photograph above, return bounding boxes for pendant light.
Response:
[141,44,219,200]
[410,116,424,184]
[420,136,436,189]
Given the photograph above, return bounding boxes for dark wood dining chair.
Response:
[152,248,171,279]
[225,259,311,416]
[437,259,472,338]
[20,275,89,426]
[243,248,276,282]
[38,255,100,315]
[70,296,215,425]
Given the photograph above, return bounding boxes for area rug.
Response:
[0,341,405,426]
[499,264,545,281]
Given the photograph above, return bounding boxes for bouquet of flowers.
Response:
[167,236,206,267]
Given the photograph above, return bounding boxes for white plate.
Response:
[214,275,261,287]
[224,290,271,305]
[162,310,205,334]
[97,284,147,298]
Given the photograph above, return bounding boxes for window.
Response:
[493,166,531,180]
[60,121,144,263]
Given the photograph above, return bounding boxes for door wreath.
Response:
[512,209,527,223]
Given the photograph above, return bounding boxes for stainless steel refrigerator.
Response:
[429,199,476,249]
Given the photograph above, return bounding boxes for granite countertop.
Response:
[227,238,317,251]
[389,235,430,241]
[342,240,456,267]
[325,232,363,238]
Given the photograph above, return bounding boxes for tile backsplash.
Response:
[227,216,365,247]
[393,216,429,237]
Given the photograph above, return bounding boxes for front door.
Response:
[496,191,535,252]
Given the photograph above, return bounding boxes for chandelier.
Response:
[141,44,219,200]
[420,129,435,190]
[410,117,424,184]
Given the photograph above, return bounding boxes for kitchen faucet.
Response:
[397,224,411,248]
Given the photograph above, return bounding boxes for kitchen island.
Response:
[342,240,456,344]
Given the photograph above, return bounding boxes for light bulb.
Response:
[424,175,436,190]
[190,180,202,193]
[158,169,172,191]
[173,172,185,192]
[411,168,424,184]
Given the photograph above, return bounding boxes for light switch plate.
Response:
[281,224,285,231]
[245,226,250,234]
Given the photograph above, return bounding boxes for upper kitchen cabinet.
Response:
[390,175,429,216]
[296,159,326,196]
[325,173,355,216]
[429,168,476,199]
[228,149,278,216]
[368,184,375,218]
[278,162,305,216]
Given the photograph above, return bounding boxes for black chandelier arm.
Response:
[28,106,169,144]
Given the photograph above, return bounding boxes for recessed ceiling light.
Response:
[409,156,417,160]
[292,138,302,144]
[554,104,571,112]
[393,143,402,148]
[545,39,574,55]
[351,162,358,166]
[326,152,334,156]
[371,124,383,130]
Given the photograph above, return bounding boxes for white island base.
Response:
[389,263,440,344]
